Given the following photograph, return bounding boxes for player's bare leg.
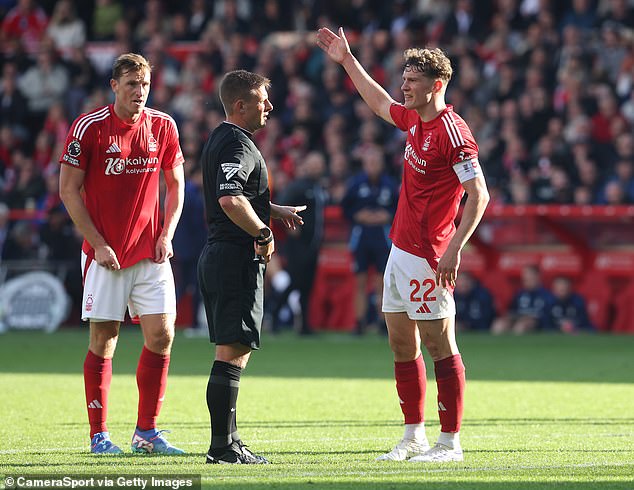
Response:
[86,321,122,454]
[376,312,429,461]
[410,316,465,462]
[131,313,184,454]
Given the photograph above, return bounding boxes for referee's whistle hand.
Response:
[254,239,275,263]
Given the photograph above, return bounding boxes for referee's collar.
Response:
[223,121,253,137]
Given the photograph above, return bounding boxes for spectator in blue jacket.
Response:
[173,164,207,336]
[454,271,496,332]
[492,265,555,334]
[547,275,594,333]
[341,146,398,335]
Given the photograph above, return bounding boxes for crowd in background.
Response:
[0,0,632,330]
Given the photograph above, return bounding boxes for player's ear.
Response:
[433,79,443,93]
[109,78,118,93]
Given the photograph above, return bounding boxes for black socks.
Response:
[207,360,242,454]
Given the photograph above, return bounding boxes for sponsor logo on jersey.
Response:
[404,142,427,174]
[67,140,81,157]
[148,134,158,152]
[104,156,159,175]
[219,182,239,191]
[221,162,242,180]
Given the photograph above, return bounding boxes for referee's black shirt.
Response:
[200,122,271,246]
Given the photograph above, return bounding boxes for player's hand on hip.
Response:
[436,249,461,288]
[95,245,120,271]
[316,27,351,64]
[154,235,173,263]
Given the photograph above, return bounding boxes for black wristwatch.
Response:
[256,226,273,246]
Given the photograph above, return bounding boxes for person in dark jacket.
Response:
[341,147,398,334]
[454,271,495,332]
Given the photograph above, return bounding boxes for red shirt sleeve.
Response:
[389,102,412,132]
[59,115,94,171]
[161,119,184,171]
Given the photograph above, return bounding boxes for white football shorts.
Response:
[382,245,455,320]
[81,252,176,322]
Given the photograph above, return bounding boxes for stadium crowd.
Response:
[0,0,632,329]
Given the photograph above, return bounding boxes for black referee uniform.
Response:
[197,121,270,349]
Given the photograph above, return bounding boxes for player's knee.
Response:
[388,336,418,360]
[422,338,451,361]
[145,328,174,354]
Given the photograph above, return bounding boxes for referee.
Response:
[198,70,305,464]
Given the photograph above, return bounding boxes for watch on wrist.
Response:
[256,226,273,246]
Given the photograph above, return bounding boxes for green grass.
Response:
[1,329,633,489]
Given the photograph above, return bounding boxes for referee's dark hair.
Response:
[219,70,271,115]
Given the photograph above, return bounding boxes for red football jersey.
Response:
[60,104,184,268]
[389,103,480,268]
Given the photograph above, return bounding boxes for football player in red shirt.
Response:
[317,27,490,462]
[59,53,185,455]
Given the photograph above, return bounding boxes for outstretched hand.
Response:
[275,204,307,230]
[316,27,351,64]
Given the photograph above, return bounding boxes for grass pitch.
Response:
[0,328,633,489]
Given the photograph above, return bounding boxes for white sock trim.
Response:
[437,431,460,449]
[404,423,426,442]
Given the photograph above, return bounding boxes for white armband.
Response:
[452,158,483,183]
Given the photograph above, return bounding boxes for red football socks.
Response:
[136,346,170,431]
[394,355,426,424]
[84,350,112,438]
[434,354,466,433]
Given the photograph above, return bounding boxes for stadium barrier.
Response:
[307,205,634,333]
[2,206,633,332]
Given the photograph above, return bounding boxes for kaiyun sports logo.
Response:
[104,156,159,175]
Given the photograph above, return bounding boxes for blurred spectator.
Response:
[4,151,45,210]
[454,271,496,332]
[173,164,206,336]
[1,220,39,260]
[0,202,9,258]
[491,265,555,334]
[39,204,81,262]
[270,151,327,335]
[64,46,99,119]
[546,275,594,333]
[188,0,212,40]
[341,146,398,334]
[0,62,29,139]
[17,48,70,136]
[326,151,351,205]
[92,0,123,41]
[46,0,87,60]
[1,0,48,55]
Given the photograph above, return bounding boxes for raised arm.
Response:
[317,27,396,125]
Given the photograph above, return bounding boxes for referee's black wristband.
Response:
[255,226,273,246]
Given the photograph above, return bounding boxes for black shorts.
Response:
[197,242,265,349]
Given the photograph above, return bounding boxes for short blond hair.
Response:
[112,53,152,80]
[403,48,453,82]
